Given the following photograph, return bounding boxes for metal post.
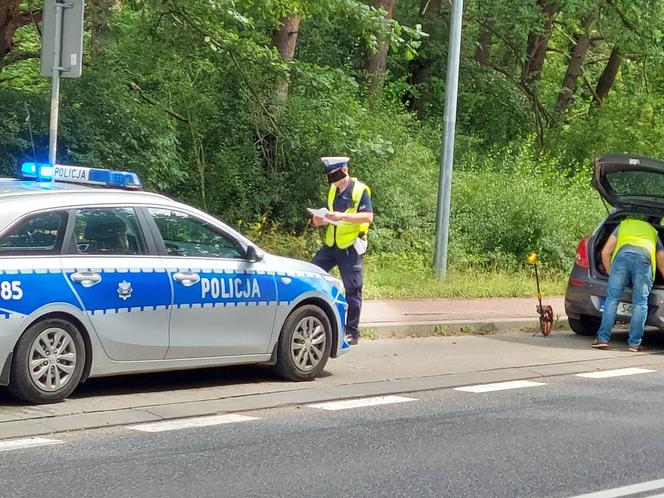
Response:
[434,0,464,278]
[48,0,65,166]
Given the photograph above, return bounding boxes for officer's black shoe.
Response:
[345,334,359,346]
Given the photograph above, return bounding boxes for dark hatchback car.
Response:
[565,154,664,336]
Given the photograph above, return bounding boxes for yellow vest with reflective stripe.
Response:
[613,219,658,278]
[325,179,371,249]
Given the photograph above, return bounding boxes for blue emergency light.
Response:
[20,163,143,190]
[21,162,55,181]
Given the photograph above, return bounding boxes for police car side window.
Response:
[148,208,243,259]
[74,208,147,256]
[0,211,67,255]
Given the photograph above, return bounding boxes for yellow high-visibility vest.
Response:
[613,219,658,278]
[325,179,371,249]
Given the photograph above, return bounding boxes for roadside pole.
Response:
[48,1,65,166]
[434,0,464,278]
[41,0,85,166]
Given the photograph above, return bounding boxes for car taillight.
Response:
[575,236,590,268]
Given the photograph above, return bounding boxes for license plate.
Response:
[617,302,633,316]
[600,300,633,316]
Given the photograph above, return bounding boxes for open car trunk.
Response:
[591,154,664,286]
[591,212,664,286]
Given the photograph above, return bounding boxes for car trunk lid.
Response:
[593,154,664,211]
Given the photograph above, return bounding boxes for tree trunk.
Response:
[271,15,301,106]
[403,0,438,113]
[474,22,493,66]
[418,0,440,16]
[522,0,557,86]
[554,12,595,116]
[0,0,38,67]
[89,0,121,54]
[594,46,621,105]
[365,0,398,100]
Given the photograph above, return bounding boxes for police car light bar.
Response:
[20,163,143,190]
[21,162,54,181]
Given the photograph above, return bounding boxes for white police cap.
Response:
[321,156,350,172]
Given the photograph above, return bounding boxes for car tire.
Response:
[274,305,332,382]
[9,318,86,404]
[568,315,601,336]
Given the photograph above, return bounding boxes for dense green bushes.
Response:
[251,125,605,274]
[0,1,644,282]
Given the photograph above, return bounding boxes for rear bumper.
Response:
[565,265,664,329]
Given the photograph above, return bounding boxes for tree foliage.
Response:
[0,0,662,271]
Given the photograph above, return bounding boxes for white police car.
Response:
[0,163,348,403]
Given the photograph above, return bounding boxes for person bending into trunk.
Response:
[592,216,664,351]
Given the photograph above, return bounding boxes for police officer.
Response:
[312,157,373,345]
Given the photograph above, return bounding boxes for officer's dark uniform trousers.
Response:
[312,245,364,339]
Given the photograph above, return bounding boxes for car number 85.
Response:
[0,281,23,300]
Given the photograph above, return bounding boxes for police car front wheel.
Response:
[274,305,332,381]
[9,318,86,404]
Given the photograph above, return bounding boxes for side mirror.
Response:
[246,245,264,262]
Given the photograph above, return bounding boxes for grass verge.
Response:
[363,258,566,300]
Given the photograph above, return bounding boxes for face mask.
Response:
[327,169,346,184]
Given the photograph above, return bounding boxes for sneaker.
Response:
[628,345,643,352]
[591,339,609,349]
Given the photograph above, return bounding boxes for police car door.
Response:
[145,208,277,359]
[62,207,172,361]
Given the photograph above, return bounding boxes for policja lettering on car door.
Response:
[166,266,277,359]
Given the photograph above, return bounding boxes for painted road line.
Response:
[576,367,656,379]
[0,437,63,452]
[307,395,417,411]
[568,477,664,497]
[127,414,259,433]
[455,380,546,393]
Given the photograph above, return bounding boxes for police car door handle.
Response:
[71,272,102,288]
[173,272,200,287]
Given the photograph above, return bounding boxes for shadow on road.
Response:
[486,327,664,353]
[0,364,332,405]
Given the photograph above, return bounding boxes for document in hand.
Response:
[307,207,341,225]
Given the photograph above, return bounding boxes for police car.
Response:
[0,163,348,404]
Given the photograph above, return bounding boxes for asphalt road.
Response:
[4,365,664,497]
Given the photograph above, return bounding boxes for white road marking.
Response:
[454,380,546,393]
[0,437,63,452]
[576,367,656,379]
[307,395,417,411]
[568,477,664,497]
[127,414,259,433]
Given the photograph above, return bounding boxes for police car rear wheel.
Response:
[9,318,86,404]
[275,305,332,381]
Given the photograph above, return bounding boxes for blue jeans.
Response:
[597,248,653,347]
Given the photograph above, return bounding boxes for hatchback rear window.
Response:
[606,171,664,199]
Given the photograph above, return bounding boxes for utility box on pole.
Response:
[40,0,85,79]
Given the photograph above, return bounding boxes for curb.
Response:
[361,317,569,338]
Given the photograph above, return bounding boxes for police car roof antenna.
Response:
[527,251,553,337]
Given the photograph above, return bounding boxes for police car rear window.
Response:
[73,208,147,256]
[0,211,67,255]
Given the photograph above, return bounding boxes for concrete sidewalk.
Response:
[361,296,566,336]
